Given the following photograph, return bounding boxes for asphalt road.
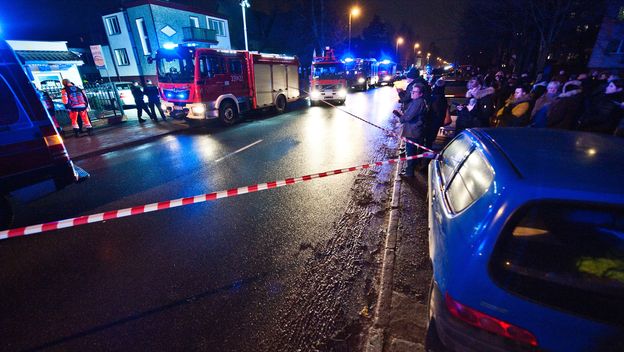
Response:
[0,86,402,352]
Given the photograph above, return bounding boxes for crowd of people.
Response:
[394,67,624,177]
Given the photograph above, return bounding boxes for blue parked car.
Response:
[427,128,624,352]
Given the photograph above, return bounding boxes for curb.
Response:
[365,153,403,352]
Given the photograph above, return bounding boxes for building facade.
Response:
[588,0,624,70]
[6,40,85,89]
[100,0,231,82]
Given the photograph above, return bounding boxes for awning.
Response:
[15,50,83,65]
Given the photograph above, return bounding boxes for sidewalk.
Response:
[62,115,191,161]
[367,138,449,352]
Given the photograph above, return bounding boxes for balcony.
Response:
[182,27,218,44]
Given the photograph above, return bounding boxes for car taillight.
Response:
[445,292,538,347]
[40,125,69,160]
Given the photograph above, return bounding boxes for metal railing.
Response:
[41,83,124,130]
[182,27,217,43]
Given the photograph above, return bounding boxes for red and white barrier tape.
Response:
[293,86,437,154]
[0,152,435,240]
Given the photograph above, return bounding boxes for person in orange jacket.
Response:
[61,79,92,137]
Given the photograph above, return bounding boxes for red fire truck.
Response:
[155,45,300,125]
[376,60,397,86]
[309,48,348,105]
[0,39,87,229]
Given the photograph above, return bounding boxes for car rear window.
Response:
[439,133,472,185]
[490,202,624,325]
[445,149,493,213]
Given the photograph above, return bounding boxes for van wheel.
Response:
[275,95,287,114]
[0,196,14,230]
[219,101,239,126]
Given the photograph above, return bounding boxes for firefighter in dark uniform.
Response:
[145,80,166,121]
[61,79,92,137]
[130,81,154,122]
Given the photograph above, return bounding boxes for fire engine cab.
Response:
[309,48,348,105]
[155,45,300,125]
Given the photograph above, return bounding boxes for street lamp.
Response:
[348,6,360,54]
[240,0,250,51]
[395,37,404,58]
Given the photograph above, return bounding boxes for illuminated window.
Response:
[105,16,121,35]
[114,48,130,66]
[208,18,227,36]
[190,16,199,28]
[136,18,152,55]
[618,6,624,21]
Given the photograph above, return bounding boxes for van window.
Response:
[0,75,20,126]
[490,202,624,325]
[445,149,493,213]
[439,134,472,185]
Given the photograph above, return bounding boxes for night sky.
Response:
[0,0,463,56]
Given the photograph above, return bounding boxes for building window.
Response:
[190,16,200,28]
[606,39,624,54]
[208,18,227,37]
[618,6,624,21]
[135,18,152,55]
[105,16,121,35]
[114,48,130,66]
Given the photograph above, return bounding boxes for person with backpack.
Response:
[61,79,92,137]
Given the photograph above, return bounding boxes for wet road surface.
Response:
[1,87,402,351]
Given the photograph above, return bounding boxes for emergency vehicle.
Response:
[155,45,300,125]
[377,60,397,86]
[344,58,379,91]
[309,48,348,105]
[0,39,87,229]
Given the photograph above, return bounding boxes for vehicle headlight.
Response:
[310,90,321,100]
[191,105,205,115]
[338,88,347,97]
[357,77,365,84]
[384,75,392,81]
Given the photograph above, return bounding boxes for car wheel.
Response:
[0,195,14,230]
[219,101,239,126]
[274,94,287,114]
[424,278,446,352]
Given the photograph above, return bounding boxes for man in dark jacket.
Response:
[425,78,448,148]
[131,81,154,122]
[144,80,166,121]
[394,84,428,177]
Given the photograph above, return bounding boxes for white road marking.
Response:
[215,139,263,162]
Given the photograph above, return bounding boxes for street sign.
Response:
[90,45,106,69]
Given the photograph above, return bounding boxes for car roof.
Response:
[473,128,624,196]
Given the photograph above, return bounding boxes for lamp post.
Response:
[348,6,360,54]
[395,36,404,59]
[240,0,250,51]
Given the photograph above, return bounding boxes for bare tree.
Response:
[528,0,576,71]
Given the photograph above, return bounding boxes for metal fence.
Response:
[41,83,124,129]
